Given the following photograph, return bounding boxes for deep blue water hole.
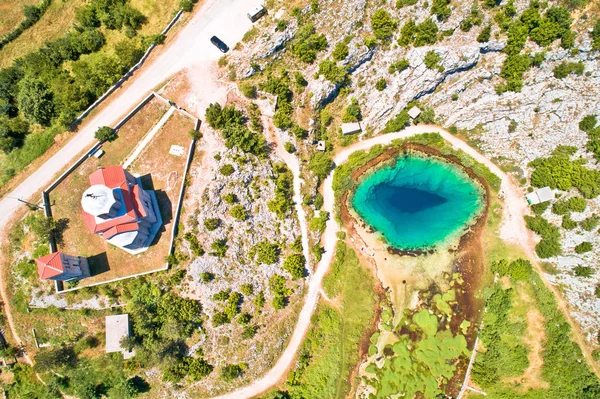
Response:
[351,154,484,250]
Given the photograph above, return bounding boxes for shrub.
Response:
[477,25,491,42]
[592,19,600,50]
[375,78,387,91]
[276,19,288,31]
[253,240,279,264]
[240,82,257,98]
[290,23,328,63]
[524,215,561,258]
[240,283,254,296]
[94,126,117,142]
[574,242,592,254]
[553,61,584,79]
[200,272,214,283]
[308,152,333,180]
[183,232,204,256]
[497,53,531,93]
[423,51,442,70]
[238,313,252,325]
[399,19,438,47]
[230,205,248,221]
[397,0,418,7]
[431,0,451,21]
[210,239,228,257]
[580,214,600,231]
[284,142,295,153]
[342,98,362,122]
[223,193,237,204]
[220,164,235,176]
[389,59,410,74]
[552,197,587,215]
[212,312,229,326]
[573,265,593,277]
[204,218,220,231]
[283,254,306,279]
[317,59,348,85]
[189,129,202,140]
[242,325,257,339]
[332,42,349,61]
[579,115,597,133]
[561,215,577,230]
[383,110,410,133]
[371,9,397,40]
[595,285,600,298]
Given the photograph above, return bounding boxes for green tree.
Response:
[290,23,328,63]
[94,126,117,142]
[308,152,333,180]
[17,77,55,126]
[220,164,235,176]
[220,364,245,382]
[332,42,349,61]
[254,240,279,264]
[431,0,451,21]
[371,9,397,40]
[342,98,362,122]
[230,205,248,220]
[575,242,592,254]
[477,25,491,42]
[0,117,29,153]
[204,218,220,231]
[375,78,387,91]
[283,254,306,280]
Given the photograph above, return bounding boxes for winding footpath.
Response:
[212,124,599,398]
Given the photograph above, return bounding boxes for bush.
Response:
[221,364,245,381]
[423,51,442,71]
[210,239,228,257]
[283,254,306,280]
[397,0,418,7]
[223,193,237,204]
[477,25,491,42]
[399,18,438,47]
[276,19,288,32]
[553,61,584,79]
[524,215,561,258]
[240,283,253,296]
[579,115,597,133]
[317,59,348,85]
[200,272,214,283]
[240,82,257,98]
[561,215,577,230]
[573,265,593,277]
[242,325,257,339]
[290,23,327,63]
[253,240,279,264]
[574,242,592,254]
[308,152,333,180]
[342,98,362,122]
[371,9,397,40]
[220,164,235,176]
[94,126,116,142]
[332,42,349,61]
[580,214,600,231]
[389,59,410,74]
[183,232,204,256]
[204,218,220,231]
[189,129,202,140]
[375,78,387,91]
[497,53,531,93]
[592,19,600,50]
[284,142,295,153]
[230,205,248,221]
[431,0,451,21]
[384,110,410,133]
[552,197,587,215]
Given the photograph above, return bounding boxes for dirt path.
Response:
[210,124,600,398]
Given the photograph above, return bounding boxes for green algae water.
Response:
[352,154,484,250]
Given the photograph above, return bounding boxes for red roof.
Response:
[103,222,140,239]
[89,166,128,190]
[82,166,140,234]
[36,252,64,279]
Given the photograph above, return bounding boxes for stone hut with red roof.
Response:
[81,166,161,254]
[35,252,90,281]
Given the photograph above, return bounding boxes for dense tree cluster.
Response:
[290,23,327,63]
[267,162,294,218]
[205,103,266,156]
[524,215,561,258]
[398,19,438,47]
[75,0,146,34]
[308,152,333,181]
[260,71,294,130]
[529,145,600,198]
[371,10,397,41]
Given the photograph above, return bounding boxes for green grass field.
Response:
[267,241,376,398]
[0,0,39,36]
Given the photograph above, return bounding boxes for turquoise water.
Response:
[351,155,484,250]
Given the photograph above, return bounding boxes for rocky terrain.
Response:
[223,0,600,342]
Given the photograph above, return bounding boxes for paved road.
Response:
[0,0,257,228]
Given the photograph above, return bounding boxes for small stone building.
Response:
[341,122,362,135]
[526,187,554,205]
[35,252,90,281]
[408,106,422,120]
[106,314,134,359]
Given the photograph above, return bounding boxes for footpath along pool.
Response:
[351,154,484,250]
